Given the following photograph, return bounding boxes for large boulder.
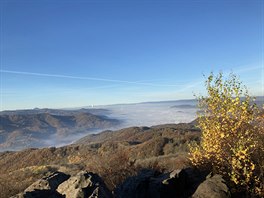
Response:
[114,169,160,198]
[11,172,70,198]
[115,168,206,198]
[57,171,112,198]
[10,171,112,198]
[161,169,189,197]
[25,171,70,192]
[160,168,206,197]
[192,174,231,198]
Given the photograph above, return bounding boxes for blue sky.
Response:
[0,0,263,110]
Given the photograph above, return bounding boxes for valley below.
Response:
[0,122,201,198]
[0,98,263,197]
[0,100,198,151]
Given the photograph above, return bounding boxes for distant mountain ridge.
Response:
[0,97,263,151]
[0,108,110,116]
[0,111,120,151]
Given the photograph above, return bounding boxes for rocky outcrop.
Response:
[57,171,112,198]
[11,172,69,198]
[114,169,160,198]
[11,171,112,198]
[25,171,70,192]
[192,174,231,198]
[11,169,230,198]
[115,168,230,198]
[161,169,189,197]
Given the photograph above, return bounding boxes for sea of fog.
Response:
[2,98,264,151]
[0,100,198,151]
[42,100,198,148]
[102,99,198,129]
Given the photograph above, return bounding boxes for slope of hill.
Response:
[0,122,200,197]
[0,111,120,151]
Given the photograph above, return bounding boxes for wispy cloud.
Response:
[0,69,183,87]
[231,64,262,74]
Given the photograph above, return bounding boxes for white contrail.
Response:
[0,69,182,87]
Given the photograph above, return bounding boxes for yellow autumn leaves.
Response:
[189,72,263,196]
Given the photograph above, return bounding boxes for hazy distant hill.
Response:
[170,104,196,109]
[0,108,111,116]
[0,111,120,151]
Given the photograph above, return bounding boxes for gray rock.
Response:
[114,169,160,198]
[57,171,112,198]
[115,168,208,198]
[10,172,70,198]
[192,174,231,198]
[23,190,64,198]
[115,169,191,198]
[9,193,24,198]
[10,171,112,198]
[161,169,188,197]
[25,171,70,192]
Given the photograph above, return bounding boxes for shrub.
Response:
[86,149,138,190]
[189,72,264,196]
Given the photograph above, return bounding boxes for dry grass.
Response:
[0,123,200,197]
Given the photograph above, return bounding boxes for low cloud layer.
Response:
[104,100,197,128]
[0,100,198,151]
[37,100,198,148]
